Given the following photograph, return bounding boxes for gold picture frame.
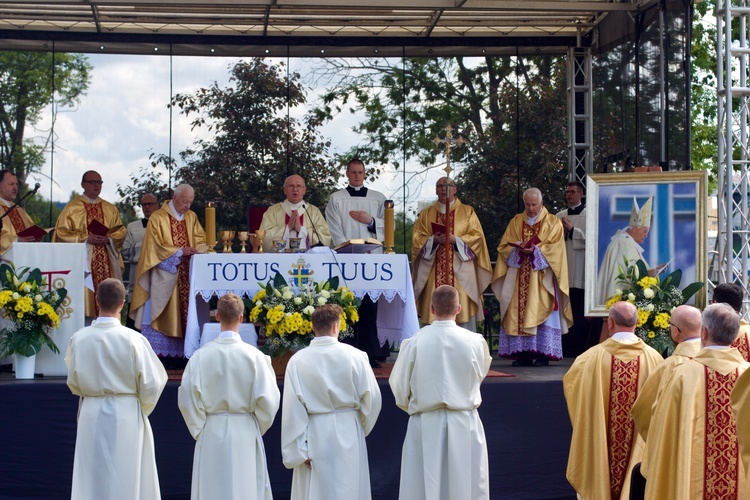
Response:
[585,171,707,316]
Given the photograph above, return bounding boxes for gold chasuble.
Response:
[411,198,492,324]
[563,338,663,500]
[130,202,206,342]
[731,320,750,361]
[53,195,126,317]
[731,367,750,485]
[644,348,749,499]
[0,200,34,256]
[491,207,571,336]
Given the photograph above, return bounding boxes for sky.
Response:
[31,53,454,219]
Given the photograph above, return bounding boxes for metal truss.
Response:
[716,0,750,316]
[567,46,593,184]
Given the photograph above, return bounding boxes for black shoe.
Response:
[533,358,549,366]
[511,359,533,367]
[370,360,382,369]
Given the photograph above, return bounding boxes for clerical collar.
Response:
[283,200,304,211]
[611,331,639,343]
[346,185,368,197]
[168,200,184,221]
[526,214,539,225]
[438,199,455,213]
[83,195,99,204]
[567,203,584,215]
[0,197,11,207]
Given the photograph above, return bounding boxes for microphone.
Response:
[31,182,41,194]
[300,203,326,248]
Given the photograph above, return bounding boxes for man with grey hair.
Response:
[563,301,663,499]
[492,187,572,365]
[130,184,207,360]
[643,302,750,497]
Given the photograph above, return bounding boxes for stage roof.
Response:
[0,0,656,56]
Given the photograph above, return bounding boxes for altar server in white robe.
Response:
[65,278,167,500]
[389,284,492,500]
[178,293,280,500]
[282,304,382,500]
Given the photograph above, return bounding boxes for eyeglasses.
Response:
[83,180,103,185]
[669,322,682,333]
[436,183,455,188]
[285,184,305,189]
[140,202,158,207]
[565,190,581,194]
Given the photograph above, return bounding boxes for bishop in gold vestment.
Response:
[130,185,206,357]
[563,301,663,500]
[644,303,750,499]
[491,188,571,361]
[411,177,491,326]
[53,171,126,317]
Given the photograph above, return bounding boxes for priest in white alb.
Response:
[260,174,331,252]
[178,293,280,500]
[389,285,492,500]
[66,278,167,500]
[281,304,382,500]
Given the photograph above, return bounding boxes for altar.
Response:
[185,252,419,357]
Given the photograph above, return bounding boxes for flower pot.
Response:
[13,353,36,379]
[271,351,293,377]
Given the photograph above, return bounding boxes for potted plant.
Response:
[0,263,67,378]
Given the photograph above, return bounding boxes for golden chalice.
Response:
[237,231,249,253]
[220,230,236,253]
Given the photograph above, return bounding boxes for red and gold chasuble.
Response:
[608,355,640,499]
[704,367,741,498]
[512,221,541,336]
[434,209,455,288]
[84,202,112,315]
[2,205,27,234]
[732,334,750,361]
[170,217,191,333]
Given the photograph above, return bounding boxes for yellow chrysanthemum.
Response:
[653,312,670,329]
[637,310,650,327]
[339,313,347,332]
[647,331,656,339]
[252,289,267,302]
[605,295,622,309]
[0,290,14,307]
[267,306,285,325]
[14,296,34,313]
[637,276,658,289]
[348,309,359,323]
[249,305,262,322]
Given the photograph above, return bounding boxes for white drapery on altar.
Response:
[185,253,419,358]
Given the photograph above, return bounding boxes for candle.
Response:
[205,202,216,250]
[384,200,395,251]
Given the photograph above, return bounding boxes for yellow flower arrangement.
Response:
[252,272,361,357]
[606,257,703,356]
[0,263,68,358]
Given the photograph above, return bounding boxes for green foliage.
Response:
[394,210,414,255]
[314,56,569,256]
[117,58,339,229]
[0,51,92,186]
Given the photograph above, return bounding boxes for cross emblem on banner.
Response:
[288,258,313,287]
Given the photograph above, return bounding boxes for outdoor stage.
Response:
[1,358,576,500]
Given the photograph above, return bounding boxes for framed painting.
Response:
[584,171,707,316]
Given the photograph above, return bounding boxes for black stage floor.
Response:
[0,358,576,500]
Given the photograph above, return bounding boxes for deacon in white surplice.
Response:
[281,304,382,500]
[178,293,280,500]
[65,278,167,500]
[389,285,492,500]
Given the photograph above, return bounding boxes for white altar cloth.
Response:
[185,253,419,358]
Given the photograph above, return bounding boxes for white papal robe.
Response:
[178,332,280,500]
[597,229,648,304]
[281,336,382,500]
[65,317,167,500]
[389,320,492,500]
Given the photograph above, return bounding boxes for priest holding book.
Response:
[491,187,571,366]
[411,177,492,330]
[326,158,388,367]
[54,170,127,319]
[0,169,38,256]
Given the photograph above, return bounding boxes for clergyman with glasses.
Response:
[411,176,492,331]
[54,170,127,320]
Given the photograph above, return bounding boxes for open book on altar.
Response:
[334,238,383,254]
[17,224,54,240]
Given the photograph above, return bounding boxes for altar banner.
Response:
[186,253,419,357]
[5,242,86,376]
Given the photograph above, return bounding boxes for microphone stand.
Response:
[300,203,326,249]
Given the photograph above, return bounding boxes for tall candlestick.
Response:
[205,202,217,252]
[384,200,395,254]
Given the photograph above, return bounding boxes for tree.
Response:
[0,52,92,186]
[118,58,339,229]
[314,56,569,253]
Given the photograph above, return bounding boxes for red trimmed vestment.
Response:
[644,348,749,499]
[563,337,663,499]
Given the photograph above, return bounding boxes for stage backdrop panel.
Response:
[5,242,86,375]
